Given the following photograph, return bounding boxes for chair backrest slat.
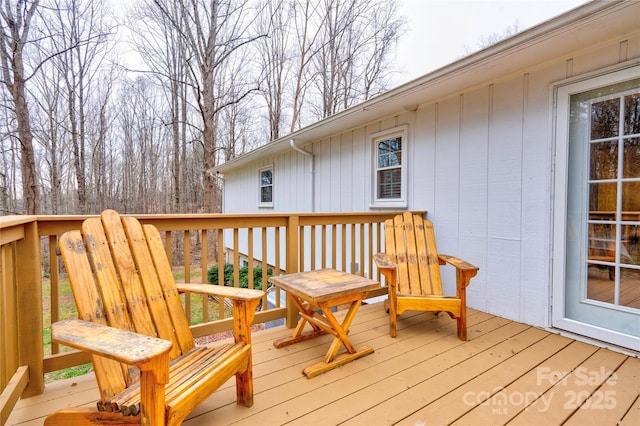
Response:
[97,211,158,338]
[416,216,443,295]
[389,215,410,294]
[384,212,443,296]
[120,214,184,358]
[141,223,195,354]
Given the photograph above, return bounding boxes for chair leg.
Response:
[235,365,254,407]
[388,293,398,338]
[457,307,467,341]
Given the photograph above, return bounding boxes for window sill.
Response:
[369,200,407,209]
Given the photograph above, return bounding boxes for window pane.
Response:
[591,98,619,140]
[587,264,615,303]
[622,181,640,211]
[261,186,272,203]
[261,170,272,185]
[623,138,640,178]
[620,224,639,266]
[590,141,618,180]
[377,168,401,199]
[620,268,640,309]
[589,182,617,212]
[377,137,402,168]
[588,222,616,262]
[624,93,640,135]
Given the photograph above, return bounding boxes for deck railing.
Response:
[0,210,421,419]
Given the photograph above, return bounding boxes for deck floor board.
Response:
[7,303,639,426]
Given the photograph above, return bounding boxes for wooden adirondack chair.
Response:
[373,212,479,340]
[45,210,264,426]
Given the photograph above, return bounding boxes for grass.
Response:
[42,267,228,383]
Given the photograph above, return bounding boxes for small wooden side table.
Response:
[270,268,379,378]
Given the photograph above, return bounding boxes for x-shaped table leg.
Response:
[273,291,374,378]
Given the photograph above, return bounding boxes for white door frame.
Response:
[551,64,640,351]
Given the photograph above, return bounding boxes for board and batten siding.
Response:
[222,32,639,329]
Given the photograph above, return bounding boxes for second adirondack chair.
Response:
[373,212,479,340]
[45,210,264,426]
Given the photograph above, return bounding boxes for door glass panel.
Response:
[591,98,619,139]
[588,182,617,212]
[624,94,640,135]
[590,141,618,179]
[587,265,615,303]
[588,223,616,261]
[620,268,640,308]
[621,181,640,211]
[620,224,639,265]
[623,138,640,178]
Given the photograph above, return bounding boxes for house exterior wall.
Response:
[222,28,640,330]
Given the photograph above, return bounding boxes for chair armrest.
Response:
[177,284,264,345]
[176,283,264,301]
[52,319,173,366]
[438,254,479,291]
[373,253,395,270]
[374,253,398,286]
[438,254,478,272]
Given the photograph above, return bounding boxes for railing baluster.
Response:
[274,226,281,306]
[201,229,208,321]
[248,228,254,290]
[359,223,365,277]
[351,223,356,274]
[322,225,327,269]
[261,227,268,309]
[310,225,316,270]
[49,236,59,355]
[331,225,337,269]
[184,230,191,284]
[367,222,373,279]
[299,226,305,271]
[336,223,347,271]
[233,229,240,293]
[217,228,225,319]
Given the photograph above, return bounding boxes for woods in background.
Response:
[0,0,405,215]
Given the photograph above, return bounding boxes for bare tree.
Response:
[255,0,291,140]
[288,0,325,132]
[0,0,40,214]
[43,0,112,214]
[460,21,523,58]
[312,0,404,119]
[148,0,265,213]
[30,53,64,214]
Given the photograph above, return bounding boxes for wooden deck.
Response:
[7,302,640,426]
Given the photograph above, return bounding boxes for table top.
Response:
[269,269,379,303]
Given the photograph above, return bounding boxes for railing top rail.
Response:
[1,211,426,236]
[0,215,38,227]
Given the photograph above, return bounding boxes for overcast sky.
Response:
[393,0,590,85]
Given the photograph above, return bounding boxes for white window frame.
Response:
[258,165,274,208]
[370,125,408,208]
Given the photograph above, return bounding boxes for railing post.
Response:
[16,220,44,397]
[285,214,299,328]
